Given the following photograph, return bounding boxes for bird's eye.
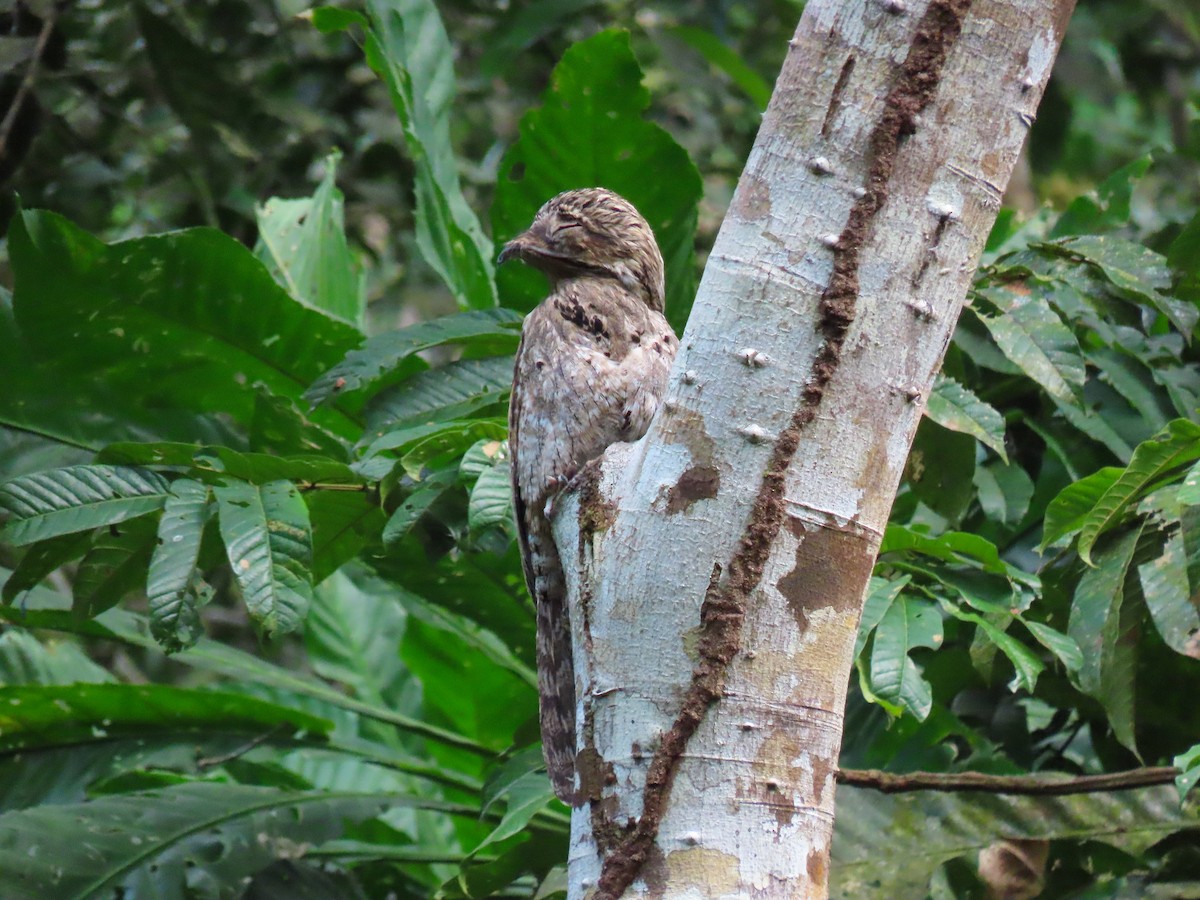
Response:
[555,222,582,234]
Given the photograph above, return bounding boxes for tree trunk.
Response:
[554,1,1076,896]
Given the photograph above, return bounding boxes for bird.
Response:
[500,188,679,802]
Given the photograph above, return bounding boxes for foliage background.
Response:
[1,0,1200,897]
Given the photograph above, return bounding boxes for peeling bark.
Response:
[553,1,1076,896]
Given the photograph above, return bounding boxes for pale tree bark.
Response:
[553,1,1076,897]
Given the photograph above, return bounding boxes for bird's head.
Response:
[498,188,666,311]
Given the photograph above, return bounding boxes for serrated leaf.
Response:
[72,515,158,619]
[1040,466,1123,552]
[1078,419,1200,564]
[306,308,521,407]
[0,782,456,900]
[0,465,171,546]
[382,468,458,547]
[491,29,703,329]
[255,150,365,328]
[924,375,1008,461]
[146,479,211,651]
[214,480,313,636]
[1068,525,1143,755]
[469,463,513,533]
[976,288,1086,406]
[868,594,942,720]
[324,0,496,310]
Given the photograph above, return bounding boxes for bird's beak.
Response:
[497,233,532,266]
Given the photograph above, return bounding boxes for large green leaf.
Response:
[382,468,458,548]
[8,209,362,439]
[146,479,211,651]
[314,1,497,310]
[364,356,513,441]
[0,465,170,546]
[0,629,113,687]
[214,480,314,636]
[1077,419,1200,564]
[924,375,1008,461]
[1041,466,1122,551]
[0,782,466,900]
[975,287,1086,406]
[305,308,521,408]
[99,442,361,487]
[868,593,943,720]
[1068,525,1143,754]
[255,150,366,328]
[491,29,704,328]
[831,783,1200,899]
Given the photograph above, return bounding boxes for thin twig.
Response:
[836,766,1180,795]
[196,726,288,768]
[0,1,63,161]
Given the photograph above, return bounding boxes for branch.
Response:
[836,766,1180,795]
[0,1,62,162]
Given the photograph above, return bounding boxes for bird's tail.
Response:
[531,532,578,803]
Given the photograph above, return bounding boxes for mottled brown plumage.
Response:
[501,189,678,802]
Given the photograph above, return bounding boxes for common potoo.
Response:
[500,189,678,802]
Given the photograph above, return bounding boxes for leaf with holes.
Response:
[0,465,171,546]
[146,479,211,651]
[214,480,313,636]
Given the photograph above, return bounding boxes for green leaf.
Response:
[880,525,1006,575]
[491,29,704,328]
[1,531,93,605]
[214,480,313,635]
[0,782,461,900]
[364,356,513,440]
[8,209,362,439]
[0,465,170,546]
[332,0,497,309]
[976,288,1086,406]
[1023,620,1084,674]
[255,150,366,328]
[72,515,158,619]
[147,479,211,651]
[1045,235,1198,337]
[924,375,1008,461]
[941,599,1043,692]
[1136,502,1200,659]
[309,7,368,32]
[382,468,458,548]
[305,570,409,705]
[1078,419,1200,564]
[305,308,521,408]
[307,490,387,585]
[1175,744,1200,802]
[868,594,943,720]
[0,630,113,686]
[906,419,976,523]
[478,0,601,77]
[667,26,773,110]
[854,576,910,661]
[99,442,360,487]
[1049,155,1151,238]
[832,783,1200,899]
[1041,466,1123,551]
[469,463,513,533]
[973,460,1034,526]
[1068,524,1143,755]
[1179,459,1200,505]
